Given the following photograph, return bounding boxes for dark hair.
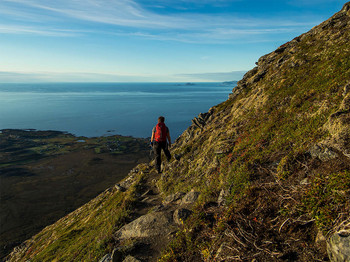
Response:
[158,116,165,123]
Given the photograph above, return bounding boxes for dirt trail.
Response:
[131,170,163,218]
[113,167,183,262]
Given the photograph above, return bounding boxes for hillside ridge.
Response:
[5,2,350,261]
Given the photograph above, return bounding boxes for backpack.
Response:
[154,122,167,142]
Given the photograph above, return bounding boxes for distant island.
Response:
[175,82,196,86]
[222,80,237,85]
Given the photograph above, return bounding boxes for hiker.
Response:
[151,116,171,173]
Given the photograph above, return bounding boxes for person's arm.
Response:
[151,127,156,144]
[151,132,154,142]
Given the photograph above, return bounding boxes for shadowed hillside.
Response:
[0,130,149,260]
[5,2,350,261]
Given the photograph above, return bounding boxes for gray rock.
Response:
[123,255,141,262]
[180,190,200,205]
[310,144,338,161]
[327,229,350,261]
[99,253,112,262]
[218,189,229,206]
[119,173,138,190]
[191,112,211,129]
[173,208,192,225]
[163,192,185,205]
[115,184,126,192]
[116,211,174,240]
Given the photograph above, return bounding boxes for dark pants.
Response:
[153,141,171,172]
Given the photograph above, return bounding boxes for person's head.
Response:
[158,116,165,123]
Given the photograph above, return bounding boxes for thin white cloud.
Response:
[0,0,324,44]
[0,70,244,82]
[0,24,80,36]
[2,0,318,30]
[3,0,188,29]
[111,24,310,44]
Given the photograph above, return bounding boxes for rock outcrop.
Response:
[328,220,350,262]
[323,84,350,158]
[115,211,175,239]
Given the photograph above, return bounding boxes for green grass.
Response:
[158,16,350,260]
[15,171,146,262]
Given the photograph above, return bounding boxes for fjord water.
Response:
[0,82,234,139]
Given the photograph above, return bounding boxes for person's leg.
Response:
[161,142,171,161]
[153,142,162,172]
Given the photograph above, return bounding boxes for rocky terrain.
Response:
[5,2,350,262]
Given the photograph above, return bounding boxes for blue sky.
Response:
[0,0,346,82]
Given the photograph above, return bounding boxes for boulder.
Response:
[217,189,229,207]
[327,229,350,261]
[309,144,338,161]
[116,211,174,240]
[163,192,185,205]
[180,190,200,205]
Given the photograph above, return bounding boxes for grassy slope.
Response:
[157,3,350,261]
[6,167,148,262]
[6,3,350,262]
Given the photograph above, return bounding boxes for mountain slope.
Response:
[157,3,350,261]
[6,2,350,262]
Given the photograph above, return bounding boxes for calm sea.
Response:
[0,82,235,139]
